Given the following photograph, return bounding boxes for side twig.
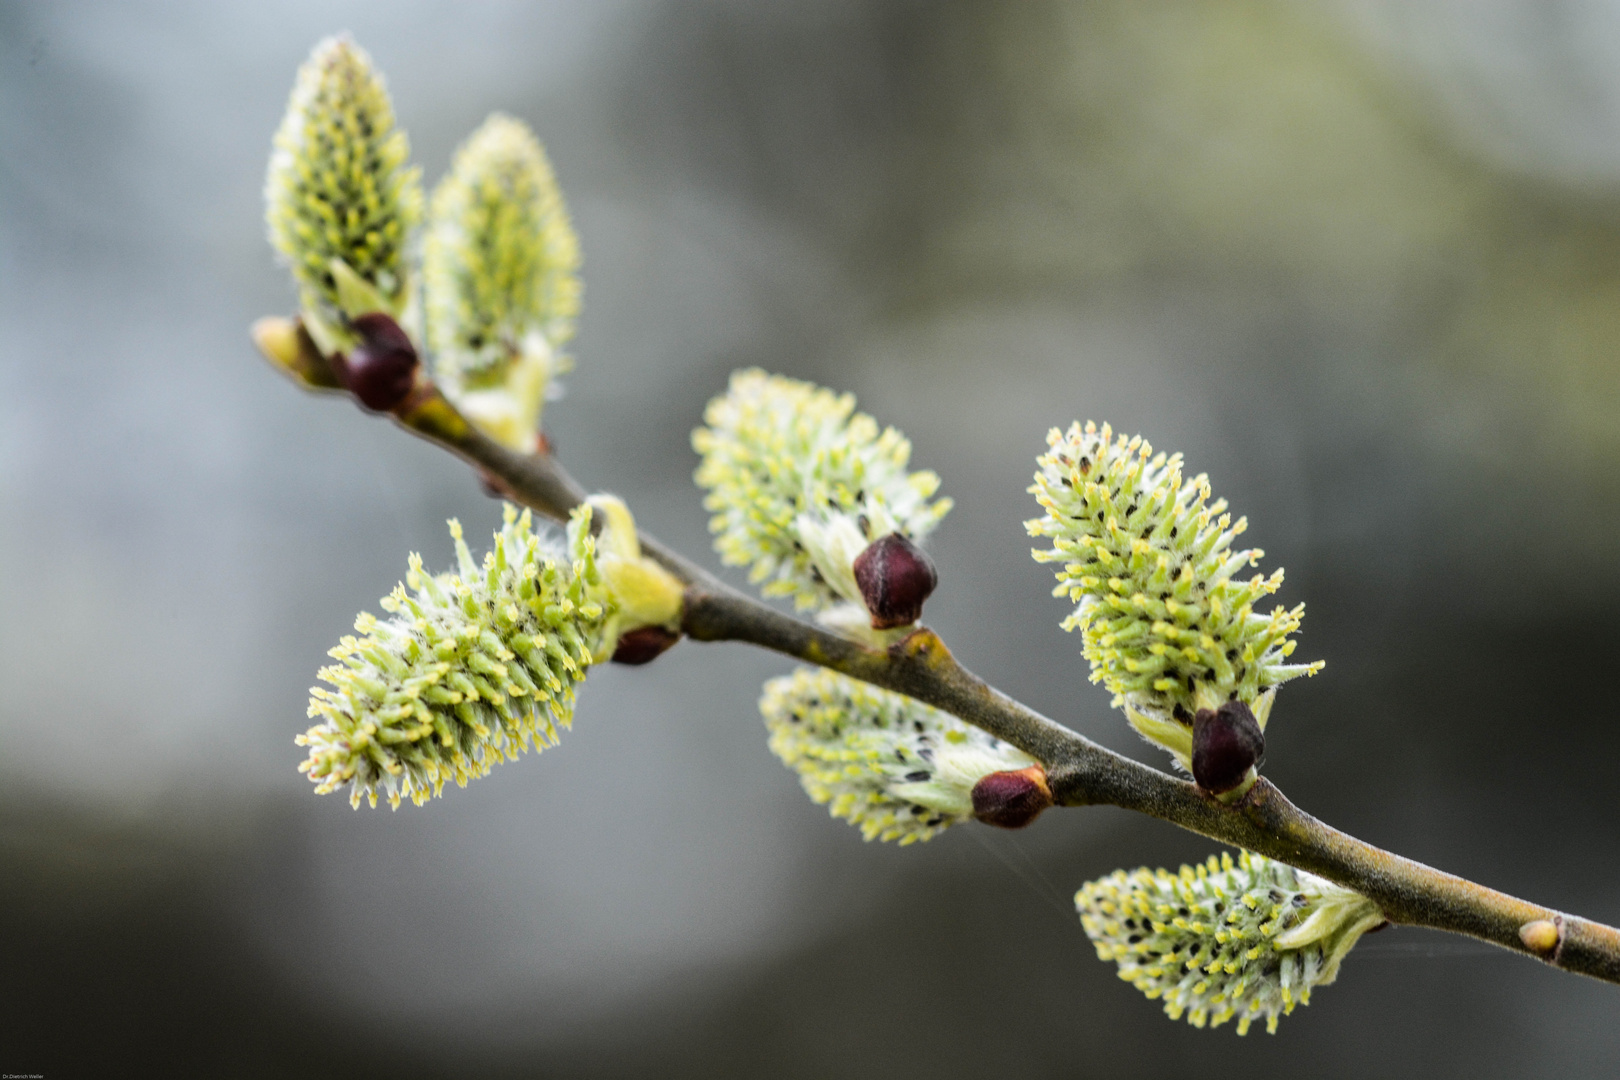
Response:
[355,376,1620,984]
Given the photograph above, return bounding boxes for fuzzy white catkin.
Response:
[1076,850,1382,1035]
[761,667,1034,844]
[265,36,421,332]
[423,113,580,451]
[299,504,610,809]
[1027,422,1322,768]
[694,369,951,613]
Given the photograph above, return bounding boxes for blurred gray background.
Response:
[5,1,1620,1075]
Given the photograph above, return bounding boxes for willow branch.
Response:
[276,358,1620,986]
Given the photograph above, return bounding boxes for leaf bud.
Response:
[338,312,419,412]
[853,532,939,629]
[1191,700,1265,796]
[1519,919,1560,954]
[970,764,1053,829]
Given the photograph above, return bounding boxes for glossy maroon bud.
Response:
[970,765,1054,829]
[1191,700,1265,795]
[611,625,681,665]
[338,312,418,412]
[852,532,938,629]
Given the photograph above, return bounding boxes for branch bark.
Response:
[334,372,1620,984]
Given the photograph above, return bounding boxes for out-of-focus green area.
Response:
[5,2,1620,1076]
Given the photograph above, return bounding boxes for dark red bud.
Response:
[1191,700,1265,794]
[852,532,938,629]
[970,765,1054,829]
[338,312,418,412]
[611,625,681,665]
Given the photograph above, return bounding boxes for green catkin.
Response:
[298,504,611,809]
[1026,421,1322,768]
[693,370,952,613]
[424,113,581,451]
[265,36,421,335]
[761,667,1034,844]
[1076,850,1383,1035]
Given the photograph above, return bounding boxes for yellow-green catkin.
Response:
[1077,851,1383,1035]
[1026,422,1322,768]
[265,36,422,350]
[693,370,952,613]
[424,114,580,452]
[761,667,1034,844]
[298,504,611,809]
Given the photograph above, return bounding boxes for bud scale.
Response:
[853,532,939,629]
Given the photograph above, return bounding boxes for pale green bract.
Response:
[761,667,1034,844]
[264,36,422,352]
[1026,421,1322,769]
[693,369,952,614]
[1077,850,1382,1035]
[424,113,581,452]
[298,503,611,809]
